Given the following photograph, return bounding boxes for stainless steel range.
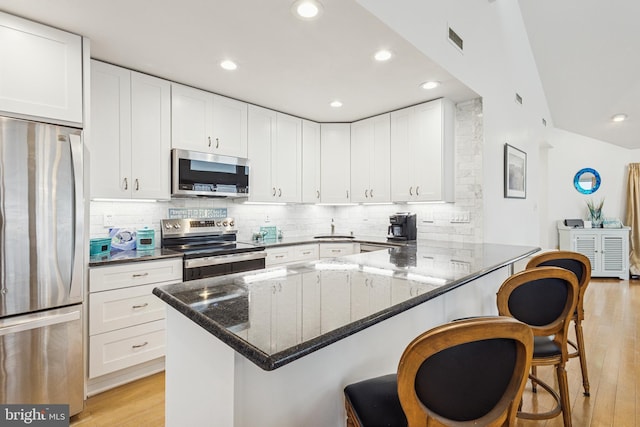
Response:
[161,218,266,280]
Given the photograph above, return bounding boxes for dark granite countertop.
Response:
[153,241,539,371]
[89,248,183,267]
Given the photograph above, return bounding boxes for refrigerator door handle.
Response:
[0,309,80,336]
[68,133,84,300]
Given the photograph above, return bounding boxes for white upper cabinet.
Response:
[0,11,83,124]
[171,83,248,157]
[320,123,351,204]
[301,120,321,203]
[390,98,454,202]
[248,105,302,203]
[350,113,391,203]
[90,60,170,200]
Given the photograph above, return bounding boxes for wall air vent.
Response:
[448,27,463,52]
[515,93,523,105]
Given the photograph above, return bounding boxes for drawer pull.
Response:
[275,255,285,259]
[132,303,149,309]
[132,342,148,349]
[132,272,149,278]
[331,249,341,253]
[302,251,311,255]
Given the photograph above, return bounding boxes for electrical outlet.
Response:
[103,213,115,228]
[450,211,470,223]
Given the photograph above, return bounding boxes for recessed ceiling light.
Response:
[330,100,343,108]
[612,113,628,122]
[292,0,323,20]
[220,60,237,71]
[374,50,392,61]
[421,81,440,90]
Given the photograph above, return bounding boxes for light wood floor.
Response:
[70,278,639,426]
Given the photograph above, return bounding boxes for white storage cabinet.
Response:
[88,258,182,380]
[171,83,248,158]
[301,119,322,203]
[350,113,391,203]
[248,106,302,203]
[90,60,171,199]
[558,224,630,279]
[0,11,83,124]
[390,98,455,202]
[320,123,351,203]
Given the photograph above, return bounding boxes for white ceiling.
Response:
[518,0,640,149]
[0,0,477,123]
[0,0,635,149]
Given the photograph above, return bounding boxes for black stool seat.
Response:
[534,336,562,358]
[344,374,407,427]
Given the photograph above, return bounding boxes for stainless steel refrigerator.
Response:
[0,116,84,415]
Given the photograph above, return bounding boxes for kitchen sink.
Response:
[313,234,355,239]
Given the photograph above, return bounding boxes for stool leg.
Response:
[531,366,538,393]
[556,364,572,427]
[574,320,590,396]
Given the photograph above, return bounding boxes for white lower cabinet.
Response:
[319,242,360,259]
[265,243,319,267]
[558,225,630,279]
[350,274,391,320]
[88,258,182,380]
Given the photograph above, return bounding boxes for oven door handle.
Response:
[184,251,267,268]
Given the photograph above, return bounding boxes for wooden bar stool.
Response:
[497,266,579,427]
[343,316,533,427]
[526,250,592,396]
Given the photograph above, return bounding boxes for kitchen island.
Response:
[153,241,538,427]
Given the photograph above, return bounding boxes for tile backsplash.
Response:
[89,98,484,247]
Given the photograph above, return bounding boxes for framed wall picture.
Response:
[504,143,526,198]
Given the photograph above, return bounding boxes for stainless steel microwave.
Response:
[171,149,250,198]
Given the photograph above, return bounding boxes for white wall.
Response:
[546,128,640,247]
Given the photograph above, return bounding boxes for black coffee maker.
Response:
[387,212,417,241]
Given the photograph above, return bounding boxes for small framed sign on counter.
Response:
[504,143,527,198]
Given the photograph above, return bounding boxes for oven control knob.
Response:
[173,224,181,229]
[223,221,228,226]
[216,221,222,227]
[164,223,173,229]
[229,221,235,227]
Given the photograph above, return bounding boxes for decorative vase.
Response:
[590,211,603,228]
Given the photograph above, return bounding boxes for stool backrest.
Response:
[497,266,578,360]
[397,316,533,427]
[525,250,591,321]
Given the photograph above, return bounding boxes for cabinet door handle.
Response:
[365,189,369,198]
[135,178,140,191]
[316,190,320,199]
[272,187,277,196]
[278,188,282,197]
[132,272,149,278]
[208,136,212,147]
[123,177,128,190]
[370,188,374,198]
[216,137,220,149]
[409,186,413,195]
[416,186,420,196]
[346,190,349,198]
[132,303,149,309]
[132,342,148,349]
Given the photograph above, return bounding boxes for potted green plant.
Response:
[586,198,604,228]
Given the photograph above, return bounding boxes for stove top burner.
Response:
[160,217,264,259]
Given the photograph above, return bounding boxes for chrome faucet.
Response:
[331,218,335,235]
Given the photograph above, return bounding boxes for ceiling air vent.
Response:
[515,93,523,105]
[448,27,463,52]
